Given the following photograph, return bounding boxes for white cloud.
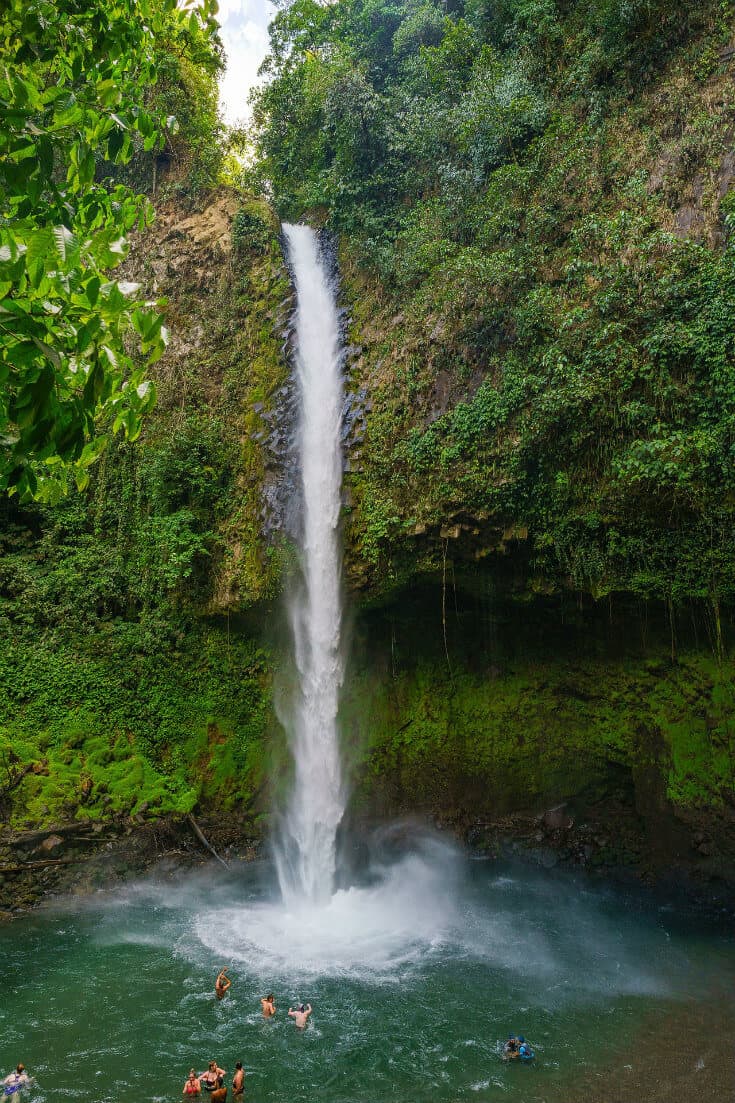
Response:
[217,0,248,19]
[217,0,274,124]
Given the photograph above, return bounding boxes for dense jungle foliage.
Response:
[0,0,273,828]
[3,0,735,839]
[253,0,735,620]
[0,0,221,501]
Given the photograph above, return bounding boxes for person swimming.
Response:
[2,1066,32,1098]
[503,1034,535,1061]
[288,1003,312,1029]
[518,1037,534,1061]
[261,993,276,1018]
[503,1035,519,1059]
[215,969,231,999]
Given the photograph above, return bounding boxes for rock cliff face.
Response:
[124,188,735,890]
[340,585,735,887]
[122,187,294,608]
[1,179,733,911]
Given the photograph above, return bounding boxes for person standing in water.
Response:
[215,968,231,999]
[183,1069,202,1097]
[261,993,276,1018]
[288,1003,312,1029]
[200,1061,226,1093]
[232,1062,245,1099]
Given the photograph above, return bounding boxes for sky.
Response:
[216,0,275,124]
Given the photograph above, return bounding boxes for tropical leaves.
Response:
[0,0,220,500]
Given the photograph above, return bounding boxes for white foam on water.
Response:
[194,847,463,980]
[80,839,677,1001]
[187,847,667,998]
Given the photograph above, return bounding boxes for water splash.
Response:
[276,224,346,905]
[195,847,462,981]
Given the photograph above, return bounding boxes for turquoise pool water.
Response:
[1,837,733,1103]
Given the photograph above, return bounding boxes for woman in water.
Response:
[2,1065,32,1098]
[183,1070,201,1097]
[261,993,276,1018]
[503,1035,519,1059]
[200,1062,226,1094]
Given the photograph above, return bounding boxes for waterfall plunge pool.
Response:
[2,833,734,1103]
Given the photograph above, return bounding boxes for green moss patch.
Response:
[343,649,735,818]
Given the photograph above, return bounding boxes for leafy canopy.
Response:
[0,0,220,501]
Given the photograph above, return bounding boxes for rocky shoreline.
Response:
[0,814,261,918]
[2,799,733,919]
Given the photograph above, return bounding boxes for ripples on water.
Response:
[1,831,734,1103]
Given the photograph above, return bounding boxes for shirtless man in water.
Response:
[261,993,276,1018]
[288,1003,312,1029]
[215,969,231,999]
[232,1062,245,1099]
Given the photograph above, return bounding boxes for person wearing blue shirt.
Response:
[518,1037,534,1061]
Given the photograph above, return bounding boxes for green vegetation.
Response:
[0,427,273,828]
[345,647,735,820]
[0,625,270,827]
[0,0,221,501]
[3,0,735,845]
[253,0,735,613]
[0,183,290,829]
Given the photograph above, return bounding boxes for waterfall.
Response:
[276,223,346,905]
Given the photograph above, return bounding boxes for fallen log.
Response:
[0,858,82,873]
[187,814,229,869]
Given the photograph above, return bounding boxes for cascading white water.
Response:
[276,223,346,905]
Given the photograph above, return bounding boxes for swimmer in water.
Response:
[183,1069,202,1097]
[2,1065,32,1098]
[232,1062,245,1098]
[261,993,276,1018]
[288,1003,312,1029]
[517,1036,534,1061]
[215,968,231,999]
[200,1062,226,1095]
[503,1035,519,1060]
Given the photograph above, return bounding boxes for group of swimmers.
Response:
[216,969,313,1029]
[181,970,314,1101]
[183,1061,245,1101]
[7,975,531,1102]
